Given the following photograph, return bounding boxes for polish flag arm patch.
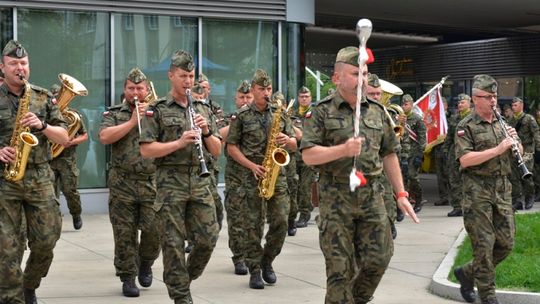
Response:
[145,110,154,117]
[457,130,465,137]
[305,111,312,118]
[102,111,110,117]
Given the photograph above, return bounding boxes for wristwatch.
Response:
[36,121,48,132]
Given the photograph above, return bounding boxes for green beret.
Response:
[251,69,272,87]
[171,50,195,71]
[472,74,498,93]
[198,73,209,83]
[237,80,251,93]
[401,94,414,104]
[335,46,358,67]
[457,93,471,101]
[2,40,28,58]
[191,83,204,95]
[298,86,311,94]
[126,67,147,84]
[50,84,61,95]
[367,73,380,88]
[512,97,523,103]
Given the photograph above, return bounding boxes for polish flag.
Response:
[413,77,448,153]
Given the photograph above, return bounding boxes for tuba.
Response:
[143,80,158,104]
[258,96,290,199]
[4,75,39,182]
[379,79,405,137]
[51,73,88,158]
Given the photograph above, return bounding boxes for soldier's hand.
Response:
[397,197,420,223]
[178,129,200,149]
[0,146,16,163]
[275,132,290,147]
[506,126,518,138]
[20,112,43,130]
[251,164,267,180]
[398,114,407,124]
[343,137,364,157]
[496,137,514,155]
[194,113,209,135]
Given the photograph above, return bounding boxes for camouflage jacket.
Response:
[100,101,155,174]
[56,108,87,159]
[455,111,513,176]
[300,93,399,178]
[0,83,66,165]
[140,92,220,167]
[402,111,426,158]
[443,109,471,153]
[509,112,540,153]
[227,102,295,164]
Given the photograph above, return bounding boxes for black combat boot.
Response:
[525,196,535,210]
[122,278,140,297]
[24,288,37,304]
[287,219,297,236]
[396,207,404,222]
[261,261,277,284]
[72,215,83,230]
[295,213,310,228]
[482,298,499,304]
[413,199,425,213]
[447,208,463,217]
[249,270,265,289]
[454,267,476,303]
[138,260,153,287]
[512,198,525,210]
[234,260,248,275]
[390,222,397,239]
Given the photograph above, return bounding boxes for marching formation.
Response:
[0,15,533,304]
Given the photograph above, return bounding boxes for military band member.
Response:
[431,97,450,206]
[454,75,518,304]
[0,40,69,304]
[301,46,418,304]
[99,68,160,297]
[226,69,297,289]
[508,97,540,210]
[140,50,221,304]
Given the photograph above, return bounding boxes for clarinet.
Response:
[186,89,211,178]
[492,106,532,180]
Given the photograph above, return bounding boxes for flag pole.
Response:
[413,75,450,106]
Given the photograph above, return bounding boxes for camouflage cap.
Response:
[367,73,380,88]
[50,84,61,95]
[251,69,272,87]
[171,50,195,71]
[272,91,285,104]
[2,40,28,58]
[472,74,497,93]
[457,93,471,101]
[512,97,523,104]
[298,86,311,94]
[401,94,414,104]
[237,80,251,93]
[335,46,359,67]
[198,73,208,83]
[126,67,147,84]
[191,83,204,95]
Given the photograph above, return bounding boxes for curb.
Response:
[430,228,540,304]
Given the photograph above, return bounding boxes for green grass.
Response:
[449,212,540,292]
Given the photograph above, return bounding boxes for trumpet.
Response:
[186,89,211,178]
[379,79,405,137]
[492,106,532,180]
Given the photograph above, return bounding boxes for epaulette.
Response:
[314,94,333,106]
[102,104,122,117]
[237,104,250,114]
[194,99,211,108]
[30,84,53,101]
[366,97,385,110]
[153,97,168,106]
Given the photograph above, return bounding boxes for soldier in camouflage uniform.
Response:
[535,108,540,200]
[99,68,161,298]
[49,104,88,230]
[431,98,450,206]
[454,75,518,304]
[0,40,69,304]
[365,73,399,239]
[301,46,418,304]
[508,97,540,210]
[140,50,220,304]
[220,80,253,275]
[226,69,296,290]
[198,73,224,228]
[293,86,317,229]
[401,94,427,212]
[445,94,472,217]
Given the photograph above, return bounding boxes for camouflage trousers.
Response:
[459,174,515,302]
[381,173,396,222]
[210,168,224,229]
[448,149,463,209]
[156,167,219,301]
[509,153,535,202]
[107,169,161,281]
[287,155,299,222]
[404,155,423,202]
[432,145,449,202]
[317,174,393,304]
[242,168,290,273]
[296,160,315,219]
[224,160,246,264]
[50,155,82,216]
[0,165,62,304]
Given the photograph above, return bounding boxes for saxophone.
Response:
[258,97,290,199]
[3,75,39,182]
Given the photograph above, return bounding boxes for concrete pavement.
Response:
[26,174,480,303]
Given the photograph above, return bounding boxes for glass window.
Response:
[0,8,13,47]
[525,76,540,113]
[113,14,197,103]
[17,9,109,188]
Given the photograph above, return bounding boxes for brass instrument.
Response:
[143,80,158,104]
[493,106,532,180]
[380,78,405,137]
[258,96,290,199]
[4,74,39,182]
[51,73,88,158]
[186,89,211,178]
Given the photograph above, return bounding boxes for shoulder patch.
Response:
[145,110,154,117]
[51,97,58,105]
[102,111,110,117]
[305,111,312,118]
[457,129,465,137]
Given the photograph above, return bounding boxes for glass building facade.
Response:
[0,5,308,191]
